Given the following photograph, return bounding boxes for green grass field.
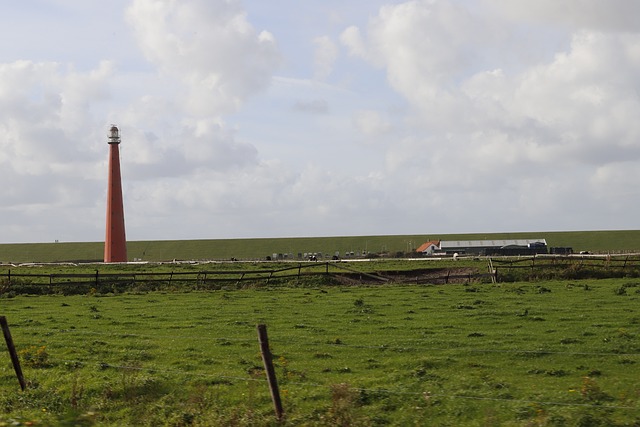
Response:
[1,229,639,263]
[2,278,640,425]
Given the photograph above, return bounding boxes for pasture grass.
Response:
[1,229,639,263]
[1,279,640,425]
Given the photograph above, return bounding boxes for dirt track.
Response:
[332,267,480,285]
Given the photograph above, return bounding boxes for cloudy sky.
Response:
[1,0,639,243]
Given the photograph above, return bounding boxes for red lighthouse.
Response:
[104,125,128,263]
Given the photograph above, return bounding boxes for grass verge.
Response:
[1,278,640,425]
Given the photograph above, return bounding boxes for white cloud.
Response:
[2,0,640,244]
[340,26,367,60]
[339,0,640,233]
[126,0,281,115]
[313,36,339,81]
[352,110,391,136]
[485,0,640,32]
[292,99,329,114]
[0,60,110,172]
[511,32,640,162]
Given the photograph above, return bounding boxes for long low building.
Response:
[417,239,548,256]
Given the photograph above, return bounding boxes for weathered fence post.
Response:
[256,324,284,421]
[0,316,26,391]
[531,257,535,277]
[488,258,496,284]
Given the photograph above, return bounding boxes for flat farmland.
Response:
[1,229,639,263]
[2,279,640,425]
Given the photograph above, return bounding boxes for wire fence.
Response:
[492,253,640,271]
[2,316,640,411]
[4,324,639,413]
[0,262,494,292]
[3,259,640,423]
[490,254,640,283]
[2,254,640,294]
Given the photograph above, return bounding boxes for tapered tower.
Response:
[104,125,127,262]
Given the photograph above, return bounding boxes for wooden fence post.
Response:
[0,316,26,391]
[256,324,284,421]
[488,258,496,284]
[531,257,535,276]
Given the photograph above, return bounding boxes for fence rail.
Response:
[1,263,490,291]
[490,254,640,282]
[2,255,640,293]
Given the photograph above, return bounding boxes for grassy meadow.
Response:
[1,229,639,263]
[2,278,640,425]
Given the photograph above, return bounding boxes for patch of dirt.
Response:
[332,267,480,285]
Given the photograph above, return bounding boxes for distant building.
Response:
[415,241,440,255]
[550,247,573,255]
[417,239,548,256]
